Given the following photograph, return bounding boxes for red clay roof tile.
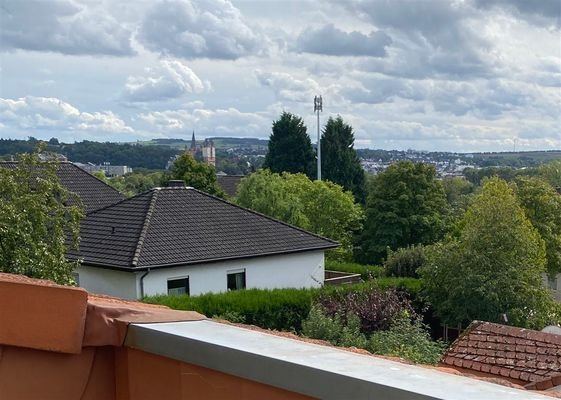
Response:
[442,321,561,390]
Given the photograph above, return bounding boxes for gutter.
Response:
[139,268,151,298]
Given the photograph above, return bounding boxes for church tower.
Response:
[202,139,216,167]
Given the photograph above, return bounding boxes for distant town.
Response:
[1,137,559,179]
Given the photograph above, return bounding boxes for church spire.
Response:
[190,131,196,150]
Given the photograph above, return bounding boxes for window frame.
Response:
[227,269,246,291]
[167,276,190,296]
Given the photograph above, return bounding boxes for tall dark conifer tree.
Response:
[263,112,315,178]
[320,116,366,203]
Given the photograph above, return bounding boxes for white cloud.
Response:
[0,96,133,136]
[295,24,391,57]
[139,0,262,60]
[123,59,210,102]
[0,0,134,56]
[139,106,270,137]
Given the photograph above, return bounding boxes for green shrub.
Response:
[372,277,422,298]
[145,287,317,332]
[368,317,446,365]
[325,259,384,280]
[317,284,415,333]
[384,245,426,277]
[302,305,368,348]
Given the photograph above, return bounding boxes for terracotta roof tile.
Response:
[442,321,561,389]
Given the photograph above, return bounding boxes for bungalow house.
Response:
[68,181,338,299]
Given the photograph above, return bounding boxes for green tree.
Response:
[0,151,83,284]
[356,161,449,265]
[535,160,561,188]
[168,152,224,197]
[514,176,561,277]
[441,176,474,212]
[263,112,315,178]
[420,178,556,329]
[235,169,364,259]
[320,116,366,203]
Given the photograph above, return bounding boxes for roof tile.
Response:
[0,162,124,213]
[442,321,561,387]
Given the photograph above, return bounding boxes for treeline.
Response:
[0,138,179,169]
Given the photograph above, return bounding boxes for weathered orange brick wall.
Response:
[115,348,316,400]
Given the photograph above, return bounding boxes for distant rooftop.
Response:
[442,321,561,392]
[0,161,124,213]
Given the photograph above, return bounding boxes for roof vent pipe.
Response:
[167,180,186,188]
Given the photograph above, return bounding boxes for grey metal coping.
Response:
[125,320,550,400]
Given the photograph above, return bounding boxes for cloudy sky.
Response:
[0,0,560,152]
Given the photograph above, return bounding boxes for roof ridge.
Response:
[131,189,159,267]
[85,188,157,215]
[188,188,339,246]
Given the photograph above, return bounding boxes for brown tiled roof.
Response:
[442,321,561,388]
[217,174,244,197]
[68,187,338,270]
[0,161,124,213]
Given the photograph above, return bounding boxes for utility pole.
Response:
[314,95,323,180]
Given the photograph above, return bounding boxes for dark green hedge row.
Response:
[144,278,423,333]
[144,287,317,332]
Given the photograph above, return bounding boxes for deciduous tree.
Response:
[420,178,556,329]
[168,152,224,197]
[356,161,449,265]
[0,151,83,284]
[514,176,561,277]
[235,169,364,259]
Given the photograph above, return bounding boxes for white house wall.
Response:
[141,251,325,298]
[76,264,138,299]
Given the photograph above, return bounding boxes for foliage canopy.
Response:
[320,116,366,203]
[235,169,364,259]
[168,152,224,197]
[263,112,315,178]
[0,151,83,284]
[514,176,561,277]
[420,177,556,329]
[356,161,449,265]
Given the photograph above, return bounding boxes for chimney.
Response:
[167,180,186,188]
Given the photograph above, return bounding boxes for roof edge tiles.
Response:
[131,190,159,267]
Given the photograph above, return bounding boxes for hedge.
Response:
[144,278,423,333]
[144,287,317,332]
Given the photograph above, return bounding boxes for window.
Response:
[167,277,190,296]
[227,270,246,291]
[73,272,80,287]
